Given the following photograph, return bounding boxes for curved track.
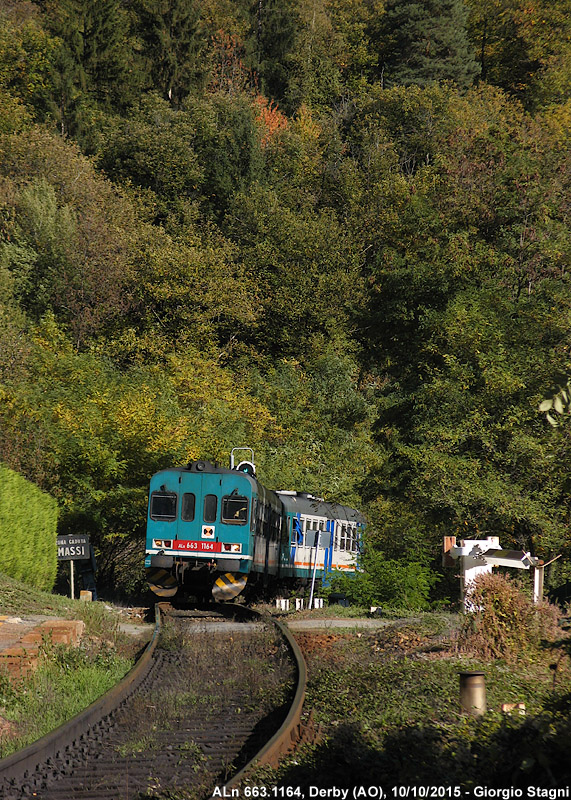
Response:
[0,605,307,799]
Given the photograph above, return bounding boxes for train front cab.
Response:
[145,463,256,600]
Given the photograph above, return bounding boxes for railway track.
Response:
[0,605,308,800]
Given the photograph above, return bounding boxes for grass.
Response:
[242,612,571,791]
[0,638,133,757]
[0,572,137,758]
[0,572,129,639]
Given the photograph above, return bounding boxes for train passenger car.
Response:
[276,491,365,581]
[145,449,364,601]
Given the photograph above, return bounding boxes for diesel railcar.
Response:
[145,449,365,600]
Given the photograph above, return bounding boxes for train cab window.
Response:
[222,495,249,524]
[204,494,218,523]
[150,492,177,521]
[181,493,196,522]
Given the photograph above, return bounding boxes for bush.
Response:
[458,572,561,661]
[0,464,58,590]
[326,549,436,610]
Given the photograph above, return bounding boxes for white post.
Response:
[308,535,319,610]
[70,560,75,600]
[533,564,544,604]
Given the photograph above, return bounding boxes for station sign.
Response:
[57,534,90,561]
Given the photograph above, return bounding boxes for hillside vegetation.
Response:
[0,465,57,589]
[1,0,571,600]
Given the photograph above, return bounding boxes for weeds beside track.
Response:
[0,605,305,800]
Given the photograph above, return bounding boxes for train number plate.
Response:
[173,540,222,553]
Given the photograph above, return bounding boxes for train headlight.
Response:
[153,539,172,548]
[222,543,242,553]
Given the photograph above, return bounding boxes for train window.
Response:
[181,493,196,522]
[204,494,218,523]
[150,492,177,521]
[250,498,257,531]
[222,495,249,524]
[340,524,346,551]
[319,520,325,531]
[292,516,302,545]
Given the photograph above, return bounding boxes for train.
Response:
[145,448,365,601]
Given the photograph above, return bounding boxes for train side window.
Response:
[275,512,282,541]
[340,524,346,551]
[352,527,359,552]
[150,492,177,521]
[181,493,196,522]
[222,495,249,524]
[204,494,218,523]
[334,523,339,549]
[292,516,301,545]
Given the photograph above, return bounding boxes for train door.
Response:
[177,474,203,543]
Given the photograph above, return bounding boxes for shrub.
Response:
[458,572,561,661]
[0,464,58,590]
[326,549,436,610]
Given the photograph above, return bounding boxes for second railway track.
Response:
[0,605,307,800]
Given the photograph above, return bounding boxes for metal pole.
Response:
[70,560,75,600]
[309,536,319,609]
[459,671,486,716]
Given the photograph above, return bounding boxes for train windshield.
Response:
[150,492,177,520]
[222,495,249,524]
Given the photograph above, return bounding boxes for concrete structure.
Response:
[443,536,540,611]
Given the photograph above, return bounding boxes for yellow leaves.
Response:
[539,98,571,146]
[294,103,322,145]
[166,350,280,447]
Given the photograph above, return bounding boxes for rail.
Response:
[0,605,161,787]
[219,609,309,792]
[0,604,309,797]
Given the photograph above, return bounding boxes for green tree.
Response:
[466,0,571,107]
[132,0,205,105]
[0,10,58,124]
[247,0,300,103]
[0,129,138,344]
[379,0,480,88]
[350,85,571,567]
[285,0,345,110]
[38,0,134,134]
[97,93,204,225]
[226,184,363,358]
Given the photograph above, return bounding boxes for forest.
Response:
[0,0,570,603]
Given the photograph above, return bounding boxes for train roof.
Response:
[150,463,366,523]
[151,460,256,484]
[275,491,366,524]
